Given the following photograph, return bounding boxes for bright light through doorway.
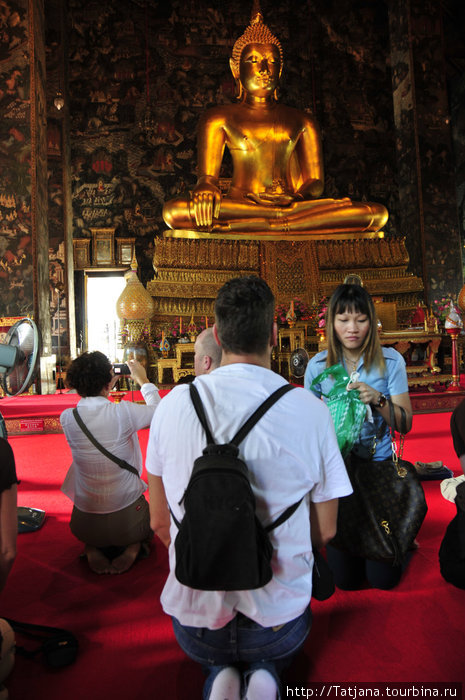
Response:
[86,275,126,361]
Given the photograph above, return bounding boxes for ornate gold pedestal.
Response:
[149,231,424,331]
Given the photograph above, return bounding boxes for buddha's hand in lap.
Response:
[246,191,299,206]
[191,183,221,229]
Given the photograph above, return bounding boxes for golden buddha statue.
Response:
[163,8,388,238]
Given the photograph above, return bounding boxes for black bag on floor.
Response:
[439,481,465,590]
[5,618,78,668]
[330,401,427,566]
[171,382,302,591]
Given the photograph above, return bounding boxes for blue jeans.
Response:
[172,606,312,700]
[326,543,410,590]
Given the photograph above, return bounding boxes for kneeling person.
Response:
[61,352,160,575]
[146,276,351,699]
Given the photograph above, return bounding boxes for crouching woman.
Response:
[60,351,160,574]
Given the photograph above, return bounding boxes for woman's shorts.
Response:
[70,494,152,548]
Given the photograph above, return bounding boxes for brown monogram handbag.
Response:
[330,401,428,565]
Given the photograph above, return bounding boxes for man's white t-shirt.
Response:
[146,364,352,629]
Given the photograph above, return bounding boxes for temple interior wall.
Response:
[0,0,463,363]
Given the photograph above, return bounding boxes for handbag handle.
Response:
[388,399,407,463]
[388,399,407,436]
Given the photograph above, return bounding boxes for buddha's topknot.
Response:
[231,8,283,70]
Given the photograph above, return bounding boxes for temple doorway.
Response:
[85,272,126,361]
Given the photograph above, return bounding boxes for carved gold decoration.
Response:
[278,327,306,352]
[4,416,63,435]
[175,342,195,366]
[151,234,424,343]
[374,302,398,331]
[153,238,259,272]
[164,229,385,243]
[260,240,320,306]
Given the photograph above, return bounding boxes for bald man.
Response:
[194,328,222,376]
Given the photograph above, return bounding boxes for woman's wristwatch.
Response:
[374,392,387,408]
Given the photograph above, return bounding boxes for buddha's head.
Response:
[230,10,283,100]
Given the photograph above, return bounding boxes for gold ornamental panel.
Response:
[260,240,320,306]
[163,229,385,243]
[154,237,260,272]
[315,237,409,270]
[148,268,250,300]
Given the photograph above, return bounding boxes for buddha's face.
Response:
[238,43,281,98]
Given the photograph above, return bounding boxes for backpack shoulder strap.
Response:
[185,382,301,533]
[231,384,295,446]
[189,383,214,444]
[189,382,295,446]
[266,498,303,533]
[72,408,139,476]
[232,384,300,531]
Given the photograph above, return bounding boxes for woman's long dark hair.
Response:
[325,284,385,373]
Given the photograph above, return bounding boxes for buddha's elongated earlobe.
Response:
[229,57,243,101]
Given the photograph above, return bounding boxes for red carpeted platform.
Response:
[0,392,80,434]
[1,411,464,699]
[0,389,170,435]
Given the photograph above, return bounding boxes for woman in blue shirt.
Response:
[305,283,413,589]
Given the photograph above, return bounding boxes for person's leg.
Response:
[0,619,15,699]
[171,616,240,700]
[84,545,114,574]
[110,542,143,573]
[365,552,412,590]
[243,668,278,699]
[325,544,366,590]
[105,495,154,572]
[70,496,153,573]
[238,607,312,699]
[171,608,311,700]
[208,667,241,700]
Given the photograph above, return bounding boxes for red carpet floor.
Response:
[2,412,464,699]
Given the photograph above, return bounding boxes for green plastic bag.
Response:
[311,363,367,457]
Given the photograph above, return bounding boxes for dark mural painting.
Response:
[451,74,465,277]
[0,0,33,317]
[0,0,464,340]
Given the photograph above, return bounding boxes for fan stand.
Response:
[56,289,64,394]
[0,318,45,526]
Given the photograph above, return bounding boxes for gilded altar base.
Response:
[148,231,425,385]
[149,232,424,325]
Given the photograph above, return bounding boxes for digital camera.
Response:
[112,363,131,375]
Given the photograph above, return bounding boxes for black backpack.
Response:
[170,382,301,591]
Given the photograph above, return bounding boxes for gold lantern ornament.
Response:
[116,253,155,375]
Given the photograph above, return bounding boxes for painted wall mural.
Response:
[0,0,461,359]
[0,0,32,317]
[450,74,465,280]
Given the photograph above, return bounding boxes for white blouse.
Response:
[61,383,160,513]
